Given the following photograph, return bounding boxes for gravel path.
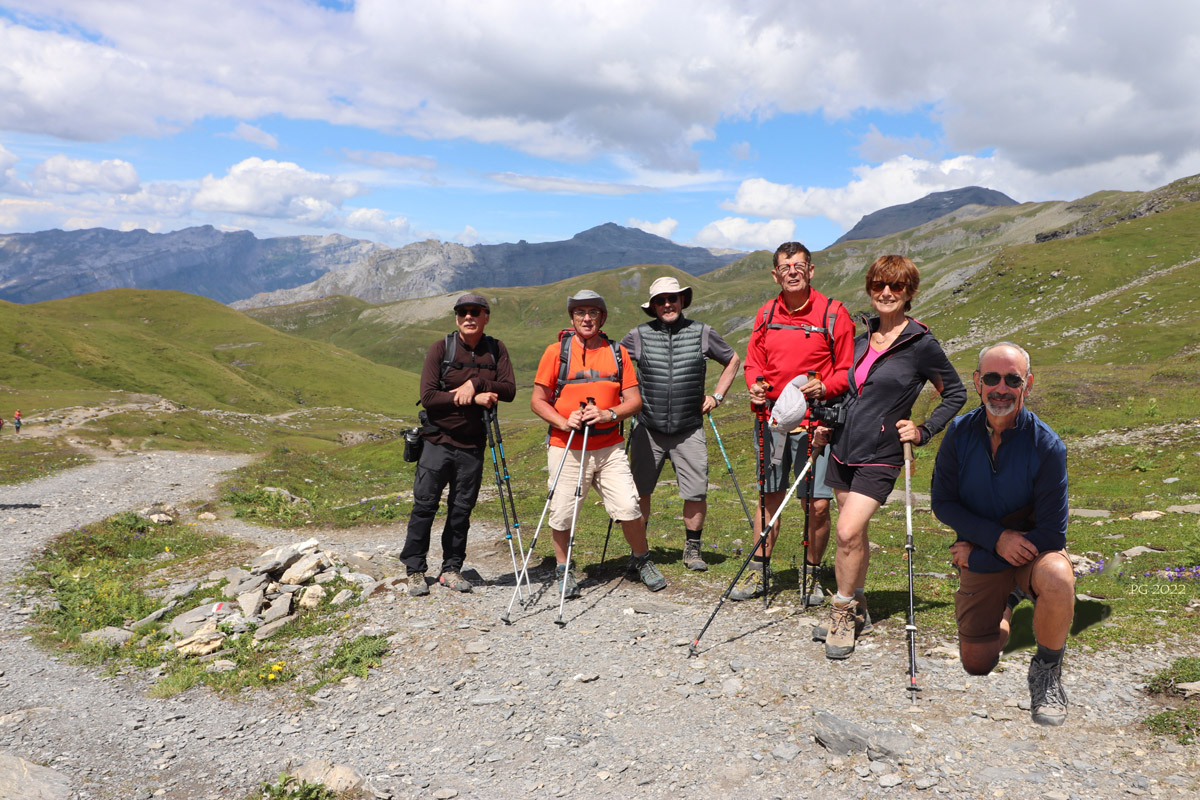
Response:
[1,452,1198,800]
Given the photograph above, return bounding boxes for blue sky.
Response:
[2,1,1199,252]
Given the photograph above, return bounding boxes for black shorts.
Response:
[824,457,901,505]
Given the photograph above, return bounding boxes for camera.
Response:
[808,401,846,428]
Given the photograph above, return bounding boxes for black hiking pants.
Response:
[401,440,484,574]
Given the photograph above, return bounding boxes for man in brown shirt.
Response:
[402,293,516,596]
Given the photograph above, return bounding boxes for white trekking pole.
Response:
[555,400,592,625]
[500,424,578,623]
[904,442,920,700]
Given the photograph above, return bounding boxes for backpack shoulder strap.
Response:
[438,333,457,391]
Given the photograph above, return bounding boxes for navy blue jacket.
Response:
[831,317,966,467]
[930,405,1069,573]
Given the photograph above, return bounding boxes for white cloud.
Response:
[0,144,30,194]
[229,122,278,150]
[3,1,1198,179]
[193,158,363,223]
[343,207,411,239]
[343,149,437,171]
[455,225,481,245]
[629,217,678,239]
[32,154,140,194]
[489,172,653,195]
[694,217,794,251]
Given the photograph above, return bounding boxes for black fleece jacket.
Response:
[830,316,966,467]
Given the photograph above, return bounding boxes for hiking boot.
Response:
[407,571,429,597]
[824,598,861,660]
[629,553,667,592]
[438,569,472,593]
[729,562,768,601]
[811,593,873,642]
[556,563,581,599]
[801,562,826,607]
[682,538,708,572]
[1028,658,1068,726]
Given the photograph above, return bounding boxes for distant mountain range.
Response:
[0,222,743,308]
[0,225,384,305]
[834,187,1018,244]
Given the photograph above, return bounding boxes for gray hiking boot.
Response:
[824,597,861,660]
[438,569,472,593]
[629,553,667,592]
[556,562,581,599]
[1028,658,1068,726]
[407,571,429,597]
[801,562,826,607]
[682,538,708,572]
[729,562,768,601]
[811,593,873,642]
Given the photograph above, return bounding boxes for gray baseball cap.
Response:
[453,293,490,312]
[566,289,607,316]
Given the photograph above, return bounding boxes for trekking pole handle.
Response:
[751,375,772,412]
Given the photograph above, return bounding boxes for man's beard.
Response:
[983,392,1017,417]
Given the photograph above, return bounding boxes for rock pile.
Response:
[79,537,410,659]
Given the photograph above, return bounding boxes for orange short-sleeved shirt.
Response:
[535,334,638,449]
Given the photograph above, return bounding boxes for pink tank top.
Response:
[854,345,885,394]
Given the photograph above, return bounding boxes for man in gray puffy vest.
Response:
[620,276,740,571]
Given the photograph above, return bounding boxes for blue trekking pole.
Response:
[708,412,755,530]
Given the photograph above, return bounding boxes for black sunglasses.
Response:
[652,293,680,306]
[456,306,486,318]
[868,280,910,294]
[980,372,1025,388]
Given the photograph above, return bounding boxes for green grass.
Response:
[309,634,389,692]
[21,511,367,696]
[0,435,91,485]
[252,774,347,800]
[1144,707,1200,745]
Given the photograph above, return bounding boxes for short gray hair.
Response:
[977,342,1032,375]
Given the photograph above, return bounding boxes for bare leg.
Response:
[682,499,705,530]
[831,490,880,596]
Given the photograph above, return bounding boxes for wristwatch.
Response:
[609,409,618,422]
[712,392,724,405]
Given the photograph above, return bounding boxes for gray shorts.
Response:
[629,424,709,501]
[753,428,832,499]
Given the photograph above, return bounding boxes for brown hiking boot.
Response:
[812,593,873,642]
[407,571,429,597]
[438,569,472,593]
[824,597,861,660]
[682,538,708,571]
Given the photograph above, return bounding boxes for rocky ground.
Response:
[1,451,1198,800]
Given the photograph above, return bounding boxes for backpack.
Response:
[439,332,500,391]
[757,295,842,349]
[550,329,624,403]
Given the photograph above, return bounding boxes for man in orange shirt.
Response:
[531,290,667,598]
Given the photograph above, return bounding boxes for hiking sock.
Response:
[1034,643,1065,668]
[685,528,702,541]
[833,592,855,606]
[751,555,768,569]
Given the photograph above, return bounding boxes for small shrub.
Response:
[310,634,388,691]
[256,773,341,800]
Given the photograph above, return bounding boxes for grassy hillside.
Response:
[0,289,419,416]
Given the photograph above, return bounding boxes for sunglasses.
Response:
[868,280,910,294]
[652,293,680,306]
[980,372,1025,388]
[456,306,486,318]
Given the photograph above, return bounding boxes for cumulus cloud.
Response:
[455,225,481,245]
[193,158,363,224]
[343,207,411,239]
[32,154,140,195]
[629,217,679,239]
[489,172,653,195]
[694,217,794,251]
[0,144,29,194]
[228,122,278,150]
[3,1,1198,179]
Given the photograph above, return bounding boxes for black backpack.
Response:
[550,329,623,403]
[439,332,500,390]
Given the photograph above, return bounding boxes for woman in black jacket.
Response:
[816,255,966,659]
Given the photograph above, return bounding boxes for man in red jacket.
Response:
[731,242,855,604]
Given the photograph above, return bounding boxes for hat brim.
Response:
[641,286,693,316]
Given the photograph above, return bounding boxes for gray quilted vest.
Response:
[635,318,706,435]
